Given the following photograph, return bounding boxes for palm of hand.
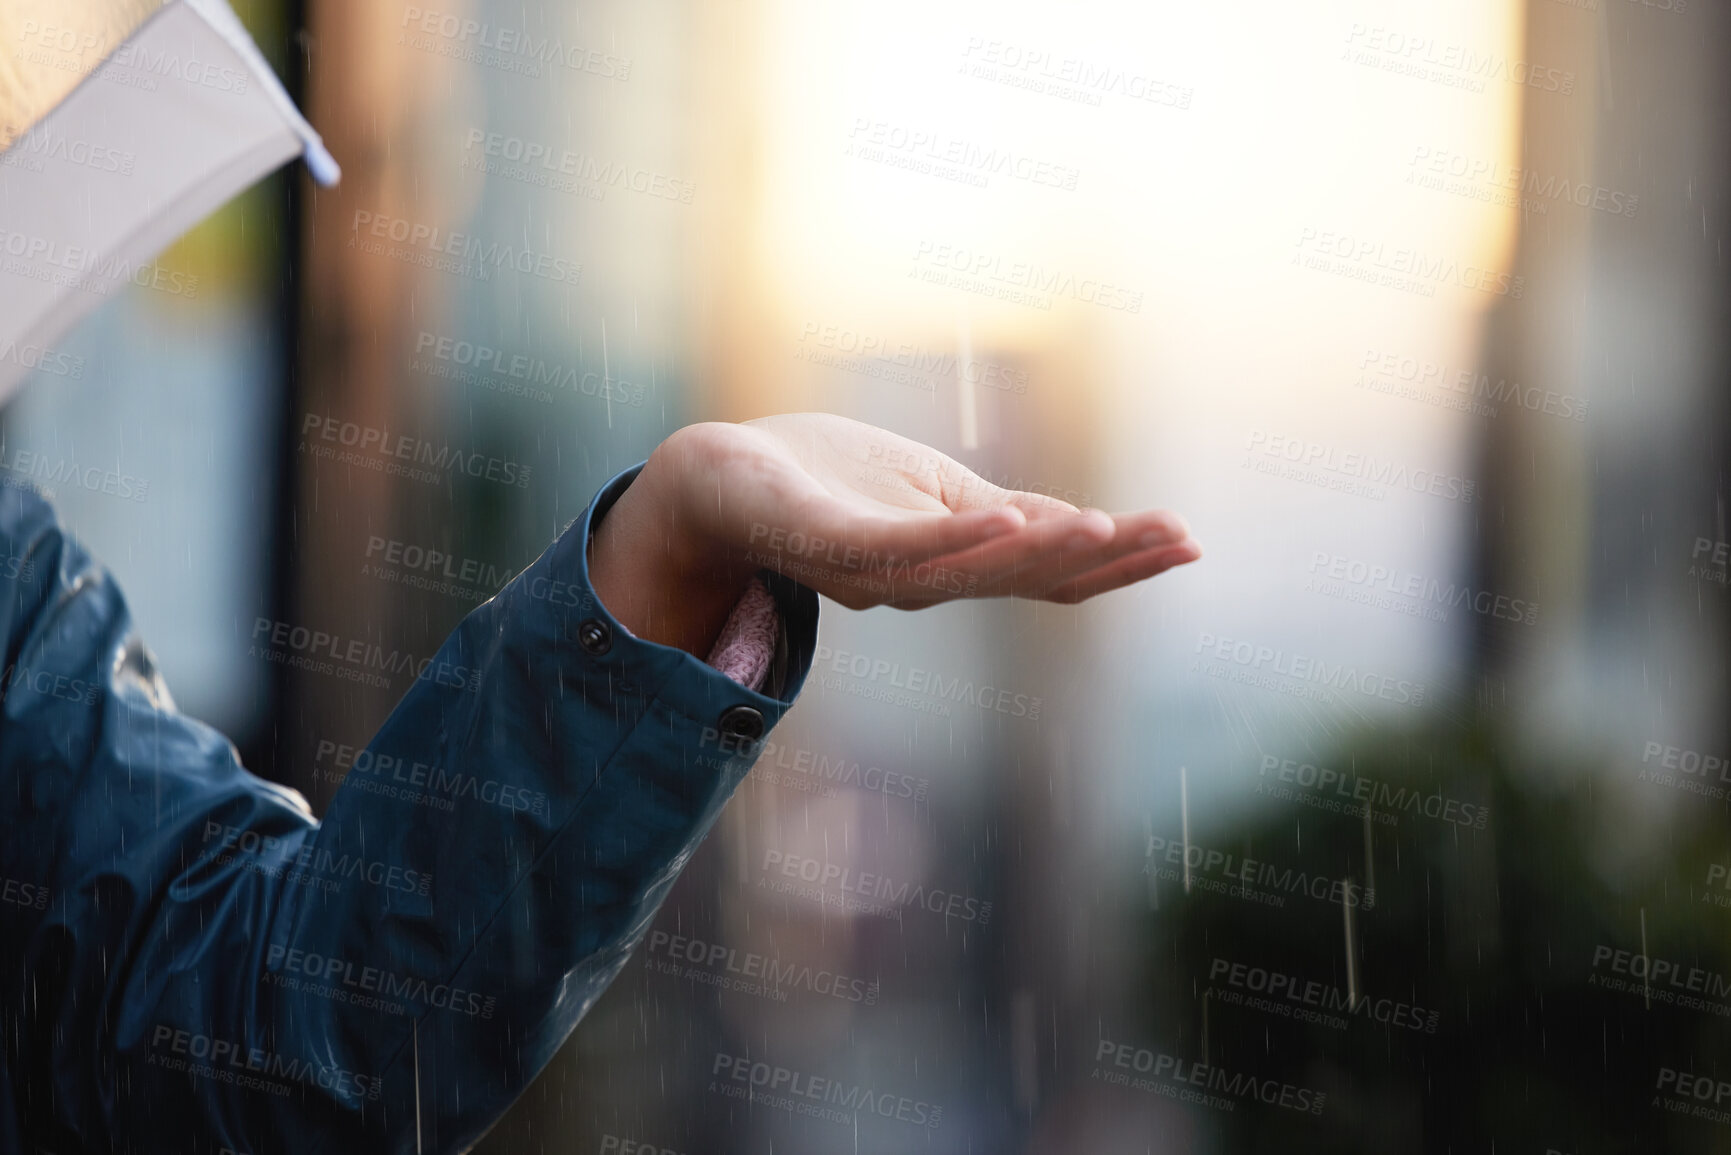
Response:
[666,414,1199,609]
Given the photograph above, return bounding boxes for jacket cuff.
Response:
[577,463,818,735]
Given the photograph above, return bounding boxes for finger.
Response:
[745,496,1027,600]
[1004,491,1083,521]
[824,505,1027,566]
[1039,541,1204,604]
[885,533,1200,610]
[916,508,1113,583]
[976,509,1194,597]
[969,511,1120,595]
[924,507,1192,598]
[866,512,1105,609]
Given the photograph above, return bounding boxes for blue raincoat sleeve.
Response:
[0,465,818,1154]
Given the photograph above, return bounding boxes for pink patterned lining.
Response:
[704,576,778,692]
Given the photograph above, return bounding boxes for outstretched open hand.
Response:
[590,413,1200,653]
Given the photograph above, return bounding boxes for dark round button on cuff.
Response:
[717,705,765,742]
[577,619,612,656]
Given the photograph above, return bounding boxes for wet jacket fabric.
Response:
[0,465,817,1154]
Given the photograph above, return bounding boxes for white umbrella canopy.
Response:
[0,0,337,401]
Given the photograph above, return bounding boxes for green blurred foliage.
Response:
[1133,715,1731,1153]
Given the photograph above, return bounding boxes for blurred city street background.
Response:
[9,0,1730,1149]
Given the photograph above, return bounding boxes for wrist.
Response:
[588,455,757,656]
